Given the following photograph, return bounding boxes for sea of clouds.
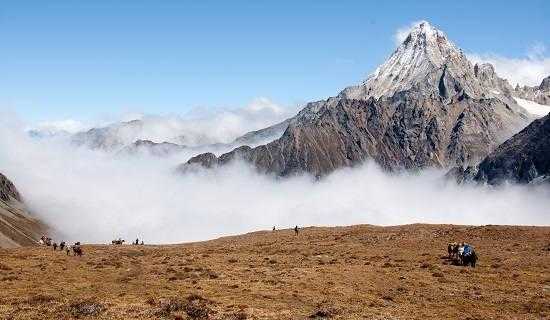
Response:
[2,20,549,244]
[1,107,549,245]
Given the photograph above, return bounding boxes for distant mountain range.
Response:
[66,117,291,157]
[28,21,550,185]
[181,21,549,180]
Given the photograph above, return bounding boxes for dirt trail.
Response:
[0,224,548,319]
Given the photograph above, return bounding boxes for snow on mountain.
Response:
[514,97,550,117]
[341,21,462,99]
[339,21,516,102]
[514,76,550,106]
[183,21,531,176]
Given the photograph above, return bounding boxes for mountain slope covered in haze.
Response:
[182,21,532,176]
[69,116,292,157]
[454,113,550,185]
[0,173,46,248]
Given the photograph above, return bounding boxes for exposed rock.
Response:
[181,21,530,176]
[186,153,219,169]
[0,173,21,202]
[514,76,550,106]
[456,113,550,185]
[0,173,47,248]
[473,63,514,96]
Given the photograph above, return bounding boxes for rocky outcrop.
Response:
[456,113,550,185]
[181,21,530,177]
[473,63,514,96]
[184,152,219,169]
[514,76,550,106]
[0,173,47,248]
[0,173,21,202]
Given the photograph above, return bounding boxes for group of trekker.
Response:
[272,226,300,235]
[39,235,82,256]
[40,231,478,271]
[447,242,477,267]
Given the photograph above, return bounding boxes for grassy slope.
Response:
[0,224,549,319]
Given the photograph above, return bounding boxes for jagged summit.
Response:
[340,21,503,101]
[386,20,461,73]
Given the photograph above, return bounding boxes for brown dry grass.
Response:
[0,224,549,319]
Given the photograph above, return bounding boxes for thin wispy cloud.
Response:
[30,97,297,147]
[468,44,550,87]
[31,119,90,135]
[393,20,427,46]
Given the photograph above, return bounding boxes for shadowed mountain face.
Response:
[0,173,47,248]
[181,21,530,176]
[454,113,550,185]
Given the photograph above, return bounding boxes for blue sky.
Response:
[1,0,549,123]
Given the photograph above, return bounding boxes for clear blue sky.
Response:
[1,0,548,123]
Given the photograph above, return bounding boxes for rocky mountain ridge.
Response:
[181,21,532,176]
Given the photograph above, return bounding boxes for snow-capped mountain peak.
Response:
[400,21,459,64]
[340,21,478,100]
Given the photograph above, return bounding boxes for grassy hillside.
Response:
[0,224,549,319]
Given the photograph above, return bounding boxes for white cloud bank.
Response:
[32,119,89,135]
[468,44,550,87]
[31,97,296,147]
[0,114,548,245]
